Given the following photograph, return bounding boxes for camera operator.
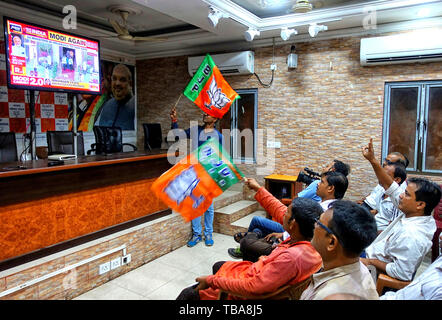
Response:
[297,160,351,202]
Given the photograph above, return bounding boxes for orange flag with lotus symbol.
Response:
[183,54,239,119]
[151,139,243,222]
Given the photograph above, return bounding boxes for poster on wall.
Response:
[68,60,135,132]
[0,40,69,133]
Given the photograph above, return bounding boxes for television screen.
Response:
[3,17,101,94]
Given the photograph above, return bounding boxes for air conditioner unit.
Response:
[188,51,254,76]
[360,32,442,66]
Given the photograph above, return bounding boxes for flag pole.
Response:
[174,93,183,109]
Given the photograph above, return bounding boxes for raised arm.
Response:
[362,138,394,190]
[170,107,178,129]
[244,177,287,224]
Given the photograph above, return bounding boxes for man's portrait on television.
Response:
[11,33,25,57]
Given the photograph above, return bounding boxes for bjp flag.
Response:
[184,54,239,119]
[151,139,243,222]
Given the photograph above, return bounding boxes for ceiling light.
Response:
[208,7,229,28]
[308,23,328,37]
[280,27,298,41]
[293,0,313,13]
[244,28,260,42]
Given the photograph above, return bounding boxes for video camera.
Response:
[296,167,321,185]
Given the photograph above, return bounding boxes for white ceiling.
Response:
[1,0,442,62]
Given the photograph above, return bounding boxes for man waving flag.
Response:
[152,139,244,222]
[184,54,239,119]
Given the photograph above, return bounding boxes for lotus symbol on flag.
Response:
[204,78,231,110]
[164,166,204,208]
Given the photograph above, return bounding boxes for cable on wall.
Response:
[253,37,276,88]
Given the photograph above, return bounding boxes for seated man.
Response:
[236,172,348,262]
[300,200,379,300]
[176,196,324,300]
[373,162,407,233]
[361,138,441,281]
[229,159,350,256]
[297,159,350,202]
[359,151,408,213]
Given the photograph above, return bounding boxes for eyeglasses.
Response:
[383,159,395,166]
[315,217,336,236]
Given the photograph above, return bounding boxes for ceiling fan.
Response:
[292,0,313,13]
[106,6,167,42]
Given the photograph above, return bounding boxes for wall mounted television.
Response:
[3,16,101,94]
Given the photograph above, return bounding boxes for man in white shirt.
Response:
[361,138,441,281]
[297,159,350,202]
[381,253,442,300]
[359,151,408,213]
[373,162,407,233]
[316,171,348,211]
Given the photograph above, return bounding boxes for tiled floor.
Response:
[74,233,237,300]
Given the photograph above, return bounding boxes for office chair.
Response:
[46,131,85,156]
[87,126,137,155]
[143,123,163,150]
[376,272,412,296]
[0,132,18,162]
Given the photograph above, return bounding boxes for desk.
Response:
[264,174,304,202]
[0,150,172,263]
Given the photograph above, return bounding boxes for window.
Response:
[219,88,257,163]
[383,81,442,174]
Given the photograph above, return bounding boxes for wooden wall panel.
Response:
[0,153,171,262]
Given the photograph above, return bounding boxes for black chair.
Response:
[87,126,137,155]
[0,132,18,162]
[143,123,163,150]
[46,131,84,156]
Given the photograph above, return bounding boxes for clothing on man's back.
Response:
[200,240,321,299]
[381,254,442,300]
[300,261,379,300]
[366,211,436,281]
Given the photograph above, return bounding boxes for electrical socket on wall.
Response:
[111,257,121,270]
[267,140,281,148]
[122,254,131,265]
[99,262,110,275]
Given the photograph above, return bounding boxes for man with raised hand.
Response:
[360,138,441,281]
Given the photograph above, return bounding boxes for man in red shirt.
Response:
[176,178,323,300]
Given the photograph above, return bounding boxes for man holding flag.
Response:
[170,108,223,247]
[154,53,240,248]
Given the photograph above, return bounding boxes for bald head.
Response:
[111,64,132,101]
